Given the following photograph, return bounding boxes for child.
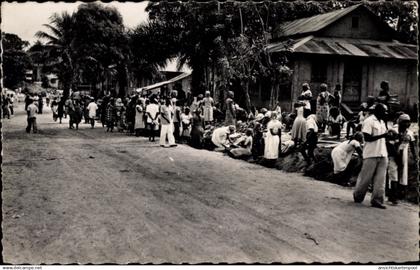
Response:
[331,132,364,185]
[328,107,345,140]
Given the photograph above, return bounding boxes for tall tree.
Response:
[2,32,32,89]
[36,11,77,98]
[73,2,130,97]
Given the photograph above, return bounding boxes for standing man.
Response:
[353,103,389,209]
[159,98,177,147]
[26,98,39,133]
[87,98,98,128]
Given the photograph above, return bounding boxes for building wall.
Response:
[320,8,392,41]
[363,59,417,111]
[288,56,417,113]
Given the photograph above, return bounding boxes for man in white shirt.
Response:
[353,103,389,209]
[87,98,98,128]
[26,98,39,133]
[145,98,160,142]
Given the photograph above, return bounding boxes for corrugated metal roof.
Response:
[268,37,417,60]
[276,4,361,37]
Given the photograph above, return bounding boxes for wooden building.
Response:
[267,4,417,114]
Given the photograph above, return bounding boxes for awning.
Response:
[268,36,417,60]
[140,72,191,92]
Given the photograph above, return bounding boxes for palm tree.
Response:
[36,11,77,98]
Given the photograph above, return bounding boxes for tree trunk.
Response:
[243,80,252,112]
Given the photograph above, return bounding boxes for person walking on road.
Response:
[57,98,65,124]
[353,103,389,209]
[159,98,177,147]
[26,98,38,133]
[105,98,116,132]
[87,98,98,128]
[51,98,59,122]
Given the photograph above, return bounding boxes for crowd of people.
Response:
[20,80,417,208]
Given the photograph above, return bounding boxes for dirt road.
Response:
[2,103,418,264]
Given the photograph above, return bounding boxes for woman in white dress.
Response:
[291,102,307,145]
[264,112,283,161]
[202,91,214,124]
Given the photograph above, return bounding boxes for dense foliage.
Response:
[2,32,32,89]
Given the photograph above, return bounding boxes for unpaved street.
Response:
[2,103,418,264]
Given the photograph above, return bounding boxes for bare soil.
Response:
[2,103,418,264]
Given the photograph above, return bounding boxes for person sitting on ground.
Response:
[263,112,283,166]
[300,114,318,164]
[228,129,254,160]
[211,125,236,151]
[327,107,345,140]
[331,131,364,185]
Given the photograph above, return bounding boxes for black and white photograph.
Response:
[1,0,418,265]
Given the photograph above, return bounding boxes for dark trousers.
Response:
[90,118,95,128]
[173,122,180,142]
[26,117,37,133]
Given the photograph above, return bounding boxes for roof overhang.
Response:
[267,36,418,60]
[139,72,191,92]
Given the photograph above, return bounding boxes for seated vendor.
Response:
[211,125,236,151]
[228,129,254,159]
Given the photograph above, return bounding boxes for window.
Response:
[352,17,359,29]
[311,62,328,83]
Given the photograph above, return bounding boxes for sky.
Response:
[1,1,189,72]
[1,1,149,45]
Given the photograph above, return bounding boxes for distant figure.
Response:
[202,91,214,124]
[145,98,160,142]
[26,98,38,133]
[159,98,177,147]
[291,102,307,146]
[228,128,253,159]
[298,83,312,116]
[264,112,283,162]
[38,94,44,114]
[211,125,235,151]
[134,99,146,137]
[377,80,390,109]
[316,83,330,132]
[87,98,98,128]
[328,107,345,140]
[190,109,204,148]
[105,98,115,132]
[51,98,59,122]
[301,114,318,164]
[57,98,65,124]
[224,91,236,125]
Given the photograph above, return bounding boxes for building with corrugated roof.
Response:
[267,4,417,115]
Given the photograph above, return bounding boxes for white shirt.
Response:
[361,115,388,158]
[146,103,160,124]
[27,103,38,118]
[87,102,98,118]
